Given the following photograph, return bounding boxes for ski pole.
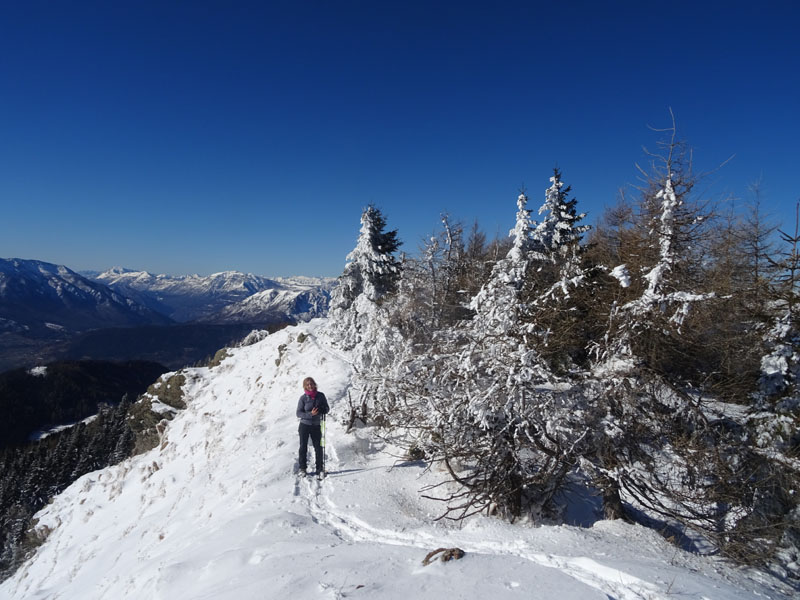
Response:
[321,412,326,475]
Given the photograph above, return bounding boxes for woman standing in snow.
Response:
[296,377,329,476]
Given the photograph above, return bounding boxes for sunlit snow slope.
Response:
[0,320,791,599]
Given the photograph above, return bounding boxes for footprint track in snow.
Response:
[293,456,666,600]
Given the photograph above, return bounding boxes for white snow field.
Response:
[0,320,793,599]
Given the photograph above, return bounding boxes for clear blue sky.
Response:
[1,1,798,277]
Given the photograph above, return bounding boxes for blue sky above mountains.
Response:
[1,1,797,277]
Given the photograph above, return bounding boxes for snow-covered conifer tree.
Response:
[326,205,402,352]
[410,191,583,520]
[324,205,404,428]
[530,168,590,263]
[526,169,593,372]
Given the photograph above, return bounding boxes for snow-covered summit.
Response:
[198,286,331,323]
[0,320,790,600]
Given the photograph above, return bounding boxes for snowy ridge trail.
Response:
[0,319,792,599]
[305,496,663,600]
[301,441,666,600]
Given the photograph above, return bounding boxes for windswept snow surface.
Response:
[1,320,791,599]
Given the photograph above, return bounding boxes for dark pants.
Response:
[298,423,323,472]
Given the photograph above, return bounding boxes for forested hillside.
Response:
[0,398,138,579]
[0,360,169,579]
[0,360,168,448]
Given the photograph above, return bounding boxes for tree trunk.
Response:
[602,480,626,520]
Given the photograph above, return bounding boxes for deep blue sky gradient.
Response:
[1,1,798,277]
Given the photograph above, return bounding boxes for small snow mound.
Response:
[28,366,48,377]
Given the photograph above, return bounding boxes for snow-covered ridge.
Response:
[92,267,335,322]
[198,286,331,323]
[0,259,131,307]
[97,268,280,295]
[96,268,334,296]
[0,320,788,599]
[0,258,171,333]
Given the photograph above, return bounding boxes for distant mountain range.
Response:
[91,267,334,323]
[0,259,172,336]
[0,258,335,372]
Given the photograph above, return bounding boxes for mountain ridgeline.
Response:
[0,259,334,372]
[0,259,171,336]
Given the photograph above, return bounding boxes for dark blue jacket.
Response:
[296,391,329,426]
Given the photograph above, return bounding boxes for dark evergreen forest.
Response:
[0,360,168,448]
[0,360,168,580]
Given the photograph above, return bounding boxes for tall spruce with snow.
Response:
[466,193,532,339]
[530,168,590,263]
[526,169,593,371]
[326,205,401,353]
